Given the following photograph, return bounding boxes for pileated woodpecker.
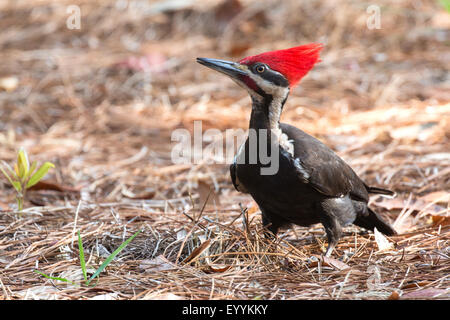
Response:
[197,44,396,256]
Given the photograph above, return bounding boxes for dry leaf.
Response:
[28,180,81,193]
[420,191,450,205]
[139,255,176,272]
[376,197,444,214]
[374,227,394,251]
[0,76,19,92]
[16,285,60,300]
[402,281,432,289]
[322,256,350,270]
[308,256,350,270]
[89,293,119,300]
[402,288,449,299]
[143,292,185,300]
[183,239,211,264]
[197,180,220,206]
[122,190,155,200]
[202,265,232,274]
[388,291,400,300]
[432,215,450,227]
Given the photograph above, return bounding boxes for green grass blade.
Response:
[33,270,78,286]
[87,229,141,285]
[78,231,88,284]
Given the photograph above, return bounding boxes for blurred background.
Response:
[0,0,449,207]
[0,0,449,300]
[0,0,450,207]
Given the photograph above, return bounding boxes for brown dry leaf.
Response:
[387,291,400,300]
[143,292,185,300]
[123,190,155,200]
[432,215,450,227]
[374,130,393,144]
[420,191,449,205]
[28,181,81,193]
[401,281,432,289]
[309,256,350,270]
[322,256,351,270]
[376,197,444,214]
[402,288,449,299]
[183,239,211,264]
[139,255,176,272]
[405,254,422,262]
[16,285,61,300]
[202,265,232,274]
[197,180,220,206]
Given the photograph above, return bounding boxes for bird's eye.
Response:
[255,65,266,73]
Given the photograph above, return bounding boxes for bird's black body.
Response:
[230,97,396,255]
[197,47,396,256]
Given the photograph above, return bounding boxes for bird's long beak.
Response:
[196,58,248,79]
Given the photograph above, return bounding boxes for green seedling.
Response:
[0,148,54,211]
[440,0,450,13]
[34,229,142,286]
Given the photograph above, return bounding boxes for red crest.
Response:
[239,43,323,87]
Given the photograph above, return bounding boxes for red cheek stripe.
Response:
[242,76,260,94]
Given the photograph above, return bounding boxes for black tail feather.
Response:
[366,185,396,197]
[354,207,397,236]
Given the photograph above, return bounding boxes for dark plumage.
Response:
[197,44,396,256]
[231,122,396,255]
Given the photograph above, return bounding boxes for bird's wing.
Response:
[230,162,248,193]
[230,162,239,191]
[280,123,369,202]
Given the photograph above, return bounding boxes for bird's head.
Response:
[197,44,323,101]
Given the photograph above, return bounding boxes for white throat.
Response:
[234,70,294,156]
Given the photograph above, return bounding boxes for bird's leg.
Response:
[262,212,280,239]
[324,240,337,257]
[319,210,343,257]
